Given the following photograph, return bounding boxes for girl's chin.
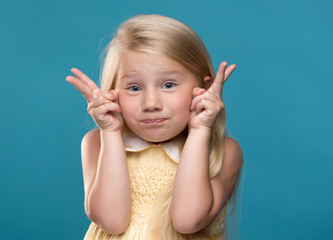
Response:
[129,129,188,144]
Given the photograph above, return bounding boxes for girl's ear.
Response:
[203,76,212,89]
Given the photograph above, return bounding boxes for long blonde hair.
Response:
[100,14,229,239]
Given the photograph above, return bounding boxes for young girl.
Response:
[66,14,243,240]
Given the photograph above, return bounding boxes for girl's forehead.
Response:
[118,51,188,75]
[115,51,201,87]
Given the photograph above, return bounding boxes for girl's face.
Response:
[115,51,199,143]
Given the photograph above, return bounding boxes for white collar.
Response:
[123,132,181,163]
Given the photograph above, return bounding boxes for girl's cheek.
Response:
[117,92,128,106]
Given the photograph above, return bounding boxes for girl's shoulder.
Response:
[223,137,242,155]
[222,137,244,172]
[82,129,101,151]
[83,128,101,140]
[214,137,243,201]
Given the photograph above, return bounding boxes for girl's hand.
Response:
[66,68,123,132]
[189,62,236,130]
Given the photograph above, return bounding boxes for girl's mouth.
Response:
[142,118,166,124]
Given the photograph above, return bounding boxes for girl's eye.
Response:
[162,82,175,89]
[128,85,142,92]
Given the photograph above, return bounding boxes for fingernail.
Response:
[106,93,113,99]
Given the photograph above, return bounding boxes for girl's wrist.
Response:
[100,129,123,138]
[188,126,211,139]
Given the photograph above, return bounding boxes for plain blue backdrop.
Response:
[1,0,332,239]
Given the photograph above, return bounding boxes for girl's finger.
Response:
[71,68,101,94]
[191,93,205,110]
[66,75,94,102]
[195,97,223,117]
[87,95,110,113]
[224,64,236,82]
[190,88,205,110]
[90,102,122,119]
[191,91,221,111]
[194,98,206,114]
[208,61,227,97]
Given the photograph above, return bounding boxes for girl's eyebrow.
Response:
[118,72,140,80]
[119,70,183,80]
[157,71,185,80]
[159,70,183,75]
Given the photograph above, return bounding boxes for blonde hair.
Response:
[100,14,230,239]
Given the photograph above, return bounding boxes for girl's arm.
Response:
[66,69,131,234]
[171,62,243,233]
[172,131,243,234]
[82,129,131,235]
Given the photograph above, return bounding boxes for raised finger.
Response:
[66,75,94,102]
[71,68,101,94]
[224,64,236,82]
[208,61,227,97]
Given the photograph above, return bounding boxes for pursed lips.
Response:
[141,118,166,124]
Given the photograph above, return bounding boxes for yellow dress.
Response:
[83,134,225,240]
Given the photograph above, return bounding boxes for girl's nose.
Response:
[142,90,163,111]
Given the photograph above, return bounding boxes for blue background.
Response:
[1,0,332,239]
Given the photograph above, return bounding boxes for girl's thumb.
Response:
[105,90,118,100]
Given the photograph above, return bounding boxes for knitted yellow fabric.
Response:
[83,144,225,240]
